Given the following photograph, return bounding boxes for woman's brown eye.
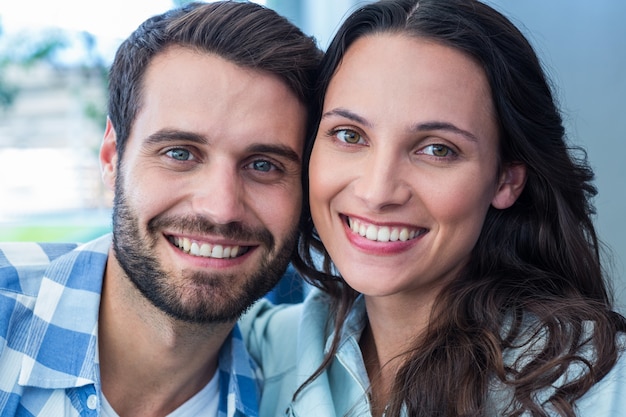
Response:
[432,144,450,157]
[336,129,362,144]
[422,144,454,157]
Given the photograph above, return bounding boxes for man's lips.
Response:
[167,235,251,259]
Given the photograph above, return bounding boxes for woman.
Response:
[242,0,626,416]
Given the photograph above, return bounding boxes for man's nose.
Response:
[190,163,247,225]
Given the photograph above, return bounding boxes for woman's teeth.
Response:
[170,236,244,259]
[348,217,422,242]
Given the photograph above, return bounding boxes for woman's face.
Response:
[309,34,524,302]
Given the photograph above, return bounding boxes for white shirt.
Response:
[100,371,220,417]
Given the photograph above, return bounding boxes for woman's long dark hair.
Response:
[293,0,626,416]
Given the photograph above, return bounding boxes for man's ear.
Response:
[100,117,118,191]
[492,162,527,209]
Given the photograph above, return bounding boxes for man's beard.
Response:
[111,181,297,324]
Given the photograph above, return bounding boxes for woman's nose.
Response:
[353,150,412,212]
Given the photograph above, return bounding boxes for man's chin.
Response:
[143,270,271,324]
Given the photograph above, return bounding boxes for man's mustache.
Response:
[148,214,274,248]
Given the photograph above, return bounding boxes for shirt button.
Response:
[87,394,98,410]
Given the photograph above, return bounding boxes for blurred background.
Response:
[0,0,624,306]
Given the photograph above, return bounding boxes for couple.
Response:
[1,1,625,416]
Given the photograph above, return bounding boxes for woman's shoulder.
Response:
[574,333,626,416]
[496,316,626,416]
[239,298,302,354]
[238,289,333,370]
[238,289,338,417]
[240,288,332,336]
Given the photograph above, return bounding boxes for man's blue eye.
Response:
[167,148,192,161]
[252,160,273,172]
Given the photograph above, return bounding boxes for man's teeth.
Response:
[348,217,421,242]
[172,236,241,259]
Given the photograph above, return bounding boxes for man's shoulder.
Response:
[0,241,80,297]
[0,236,111,397]
[0,235,111,297]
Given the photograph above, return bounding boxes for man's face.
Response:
[101,46,306,323]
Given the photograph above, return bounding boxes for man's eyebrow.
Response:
[144,130,300,162]
[411,121,478,142]
[246,144,301,163]
[321,108,372,128]
[145,129,208,145]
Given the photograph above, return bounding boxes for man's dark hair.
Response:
[108,1,322,159]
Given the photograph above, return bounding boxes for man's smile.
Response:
[168,235,251,259]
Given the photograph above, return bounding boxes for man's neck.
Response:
[98,255,234,417]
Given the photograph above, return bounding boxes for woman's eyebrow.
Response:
[322,109,478,142]
[321,108,372,128]
[411,121,478,142]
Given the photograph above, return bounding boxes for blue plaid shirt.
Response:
[0,234,260,417]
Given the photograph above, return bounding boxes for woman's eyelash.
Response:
[328,128,364,144]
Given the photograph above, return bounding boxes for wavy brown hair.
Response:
[293,0,626,416]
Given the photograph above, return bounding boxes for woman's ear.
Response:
[492,162,527,209]
[100,117,118,191]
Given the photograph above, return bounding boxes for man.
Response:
[0,2,321,416]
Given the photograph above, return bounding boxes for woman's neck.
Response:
[359,293,434,416]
